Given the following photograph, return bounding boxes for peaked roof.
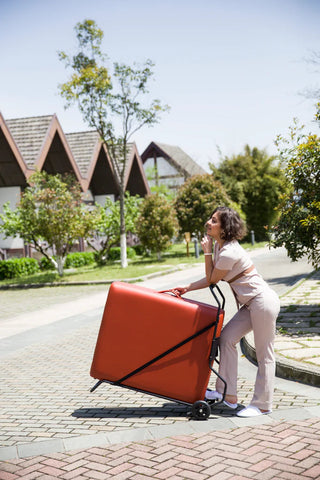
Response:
[5,114,84,187]
[65,133,150,197]
[109,142,136,180]
[6,115,54,169]
[141,142,207,178]
[122,143,150,196]
[0,112,30,187]
[65,131,101,178]
[0,113,149,197]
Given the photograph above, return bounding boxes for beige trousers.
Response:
[216,286,280,411]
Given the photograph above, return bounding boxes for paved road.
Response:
[141,246,314,318]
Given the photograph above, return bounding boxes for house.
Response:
[0,112,30,256]
[65,132,150,205]
[1,114,207,259]
[0,113,149,258]
[141,142,207,193]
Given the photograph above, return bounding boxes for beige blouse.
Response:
[214,240,267,305]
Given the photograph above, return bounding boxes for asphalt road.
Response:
[141,245,314,318]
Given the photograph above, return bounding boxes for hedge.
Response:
[39,256,55,271]
[39,252,96,271]
[65,252,95,268]
[0,248,136,280]
[108,247,136,261]
[0,257,40,280]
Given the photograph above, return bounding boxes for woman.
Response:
[171,206,280,417]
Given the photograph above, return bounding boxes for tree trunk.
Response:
[120,232,127,268]
[57,256,64,277]
[119,185,128,268]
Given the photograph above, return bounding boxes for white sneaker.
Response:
[205,391,238,409]
[237,405,272,417]
[205,390,223,401]
[223,400,238,409]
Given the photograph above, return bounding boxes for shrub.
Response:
[64,252,95,268]
[137,193,179,259]
[39,256,56,271]
[132,244,146,256]
[108,247,136,261]
[0,257,40,280]
[39,252,95,270]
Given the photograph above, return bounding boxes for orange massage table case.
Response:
[90,281,224,405]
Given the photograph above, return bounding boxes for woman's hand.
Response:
[168,277,210,296]
[170,286,188,296]
[201,234,213,254]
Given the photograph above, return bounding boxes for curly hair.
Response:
[211,206,246,241]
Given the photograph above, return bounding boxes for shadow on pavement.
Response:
[266,273,310,288]
[72,403,241,419]
[72,405,189,419]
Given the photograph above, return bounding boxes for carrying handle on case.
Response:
[159,285,225,308]
[158,289,182,299]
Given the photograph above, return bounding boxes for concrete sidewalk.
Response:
[1,259,320,479]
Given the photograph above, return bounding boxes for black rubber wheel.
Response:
[191,400,211,420]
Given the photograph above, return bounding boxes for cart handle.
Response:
[209,284,225,310]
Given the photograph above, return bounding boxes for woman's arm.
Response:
[204,255,229,284]
[201,235,229,285]
[170,235,229,296]
[171,276,209,296]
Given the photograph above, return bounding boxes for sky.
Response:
[0,0,320,171]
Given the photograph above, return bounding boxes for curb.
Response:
[240,335,320,387]
[240,269,320,388]
[0,265,187,290]
[0,247,268,291]
[1,405,320,461]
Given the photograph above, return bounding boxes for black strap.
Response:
[115,320,217,385]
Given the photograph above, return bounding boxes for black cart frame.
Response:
[90,284,227,419]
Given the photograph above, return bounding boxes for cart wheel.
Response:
[192,400,211,420]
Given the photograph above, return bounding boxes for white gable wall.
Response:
[0,187,24,249]
[94,194,115,206]
[143,156,185,189]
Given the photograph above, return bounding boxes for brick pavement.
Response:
[276,272,320,365]
[1,417,320,479]
[1,311,320,451]
[1,258,320,478]
[0,284,108,320]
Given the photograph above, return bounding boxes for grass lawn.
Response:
[0,241,267,286]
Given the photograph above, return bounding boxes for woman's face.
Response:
[205,211,223,239]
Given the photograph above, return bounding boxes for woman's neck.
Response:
[216,238,225,249]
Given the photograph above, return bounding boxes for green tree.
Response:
[137,193,179,260]
[210,145,286,241]
[0,171,98,276]
[88,193,142,265]
[270,109,320,268]
[174,174,237,241]
[58,19,169,268]
[144,165,175,200]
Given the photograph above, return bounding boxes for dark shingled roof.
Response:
[65,131,100,178]
[6,115,54,169]
[109,142,134,179]
[65,132,135,180]
[145,142,207,178]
